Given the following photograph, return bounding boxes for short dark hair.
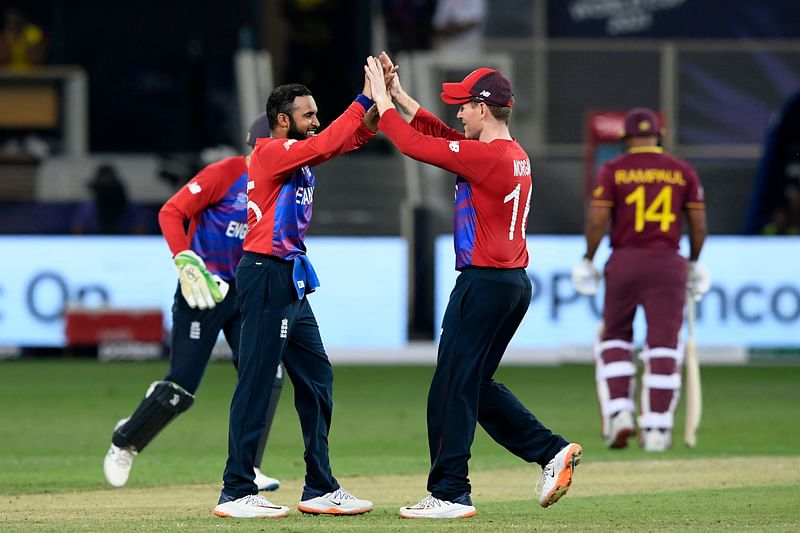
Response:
[266,83,313,129]
[470,100,513,124]
[487,102,512,123]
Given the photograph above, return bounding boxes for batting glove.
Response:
[687,261,711,302]
[571,258,602,295]
[174,250,228,309]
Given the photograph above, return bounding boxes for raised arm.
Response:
[254,98,373,177]
[378,52,463,140]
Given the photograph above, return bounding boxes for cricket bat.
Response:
[684,297,701,447]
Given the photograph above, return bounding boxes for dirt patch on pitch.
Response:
[2,456,798,525]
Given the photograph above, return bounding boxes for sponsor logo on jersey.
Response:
[188,181,202,194]
[283,139,298,151]
[449,141,460,153]
[513,158,531,177]
[233,192,248,210]
[593,185,604,197]
[225,220,248,239]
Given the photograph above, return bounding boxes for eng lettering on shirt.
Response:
[295,186,314,206]
[225,220,248,240]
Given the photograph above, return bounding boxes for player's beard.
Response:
[287,116,314,141]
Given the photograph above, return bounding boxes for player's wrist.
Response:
[355,94,374,112]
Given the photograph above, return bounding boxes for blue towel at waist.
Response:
[292,254,320,299]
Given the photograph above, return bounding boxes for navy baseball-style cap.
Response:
[441,68,514,108]
[622,107,662,138]
[246,112,269,148]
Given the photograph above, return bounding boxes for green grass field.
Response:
[1,360,798,531]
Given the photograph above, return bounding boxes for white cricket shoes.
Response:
[537,442,582,508]
[607,411,636,449]
[103,418,136,488]
[253,467,280,491]
[399,495,476,519]
[642,428,671,452]
[213,494,290,518]
[297,487,373,515]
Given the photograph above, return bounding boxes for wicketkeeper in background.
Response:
[572,107,709,452]
[103,114,283,490]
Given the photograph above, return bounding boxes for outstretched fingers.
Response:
[364,56,387,100]
[379,51,401,94]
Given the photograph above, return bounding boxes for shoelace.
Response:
[243,494,277,507]
[414,495,444,509]
[328,488,356,501]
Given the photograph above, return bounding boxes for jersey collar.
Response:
[628,146,664,154]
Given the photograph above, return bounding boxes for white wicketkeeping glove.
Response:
[687,261,711,302]
[572,258,602,295]
[174,250,229,310]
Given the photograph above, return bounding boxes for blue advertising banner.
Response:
[0,236,407,349]
[435,235,800,348]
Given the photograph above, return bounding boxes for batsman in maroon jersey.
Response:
[365,53,582,519]
[573,107,709,452]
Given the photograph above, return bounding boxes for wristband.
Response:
[354,94,374,112]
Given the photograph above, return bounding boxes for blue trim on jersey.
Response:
[271,165,315,259]
[191,172,248,280]
[453,178,476,270]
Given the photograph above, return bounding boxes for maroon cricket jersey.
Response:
[591,146,704,251]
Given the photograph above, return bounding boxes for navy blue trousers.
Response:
[167,282,241,394]
[222,252,338,499]
[428,267,568,502]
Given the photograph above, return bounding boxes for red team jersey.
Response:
[591,146,704,250]
[244,102,374,258]
[380,107,531,270]
[159,156,249,280]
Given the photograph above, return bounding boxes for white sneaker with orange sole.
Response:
[399,495,476,519]
[537,442,583,508]
[297,487,373,515]
[213,494,290,518]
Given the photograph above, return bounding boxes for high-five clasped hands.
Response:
[365,55,394,113]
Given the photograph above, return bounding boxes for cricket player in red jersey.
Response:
[364,53,582,519]
[213,74,388,518]
[103,114,282,491]
[572,108,709,452]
